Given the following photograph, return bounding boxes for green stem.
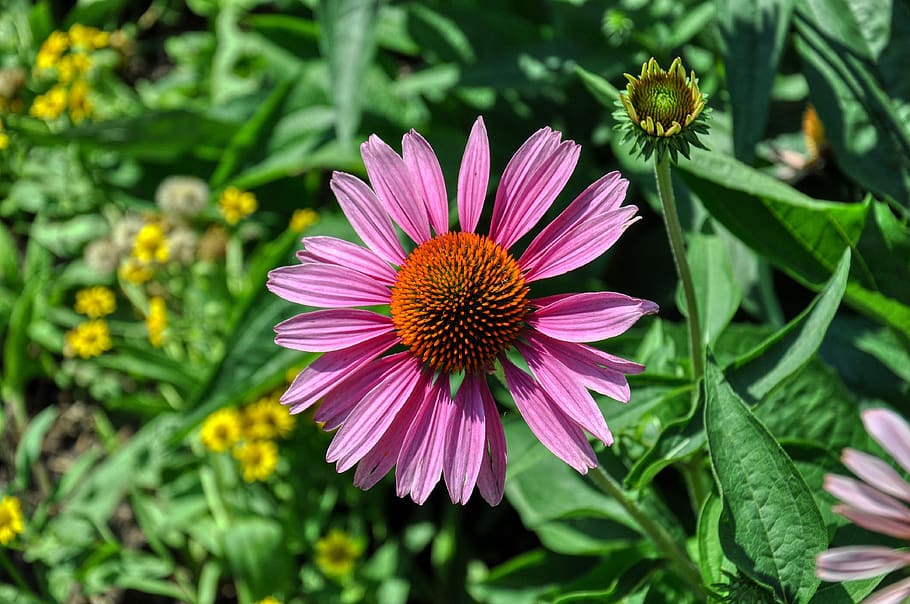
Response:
[0,547,37,598]
[654,156,704,381]
[589,466,706,599]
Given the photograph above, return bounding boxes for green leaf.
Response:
[678,150,910,337]
[14,406,57,491]
[678,232,742,344]
[576,65,620,108]
[726,248,849,401]
[696,493,727,588]
[317,0,378,149]
[705,358,826,603]
[221,517,292,599]
[718,0,795,161]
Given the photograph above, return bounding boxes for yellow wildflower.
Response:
[146,296,167,347]
[68,79,93,123]
[36,31,69,71]
[74,286,116,318]
[68,24,108,50]
[57,53,92,83]
[65,319,112,359]
[218,187,257,225]
[29,86,68,120]
[118,259,154,285]
[200,408,242,453]
[290,209,319,232]
[253,598,281,604]
[0,496,25,545]
[0,121,7,151]
[132,223,169,264]
[233,440,279,482]
[243,393,295,440]
[315,529,364,578]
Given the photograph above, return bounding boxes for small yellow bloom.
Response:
[315,529,364,578]
[0,126,7,150]
[290,209,319,232]
[29,86,68,120]
[243,393,295,440]
[68,79,93,123]
[68,24,108,49]
[36,31,69,71]
[253,597,281,604]
[0,496,25,545]
[146,296,167,347]
[57,53,92,83]
[802,104,828,162]
[65,319,112,359]
[233,440,279,482]
[200,408,242,453]
[218,187,257,225]
[118,259,154,284]
[132,223,169,264]
[74,286,116,318]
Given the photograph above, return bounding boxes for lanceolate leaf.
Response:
[705,358,826,603]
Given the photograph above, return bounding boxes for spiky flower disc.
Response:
[615,57,709,162]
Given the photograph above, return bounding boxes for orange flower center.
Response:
[390,232,529,374]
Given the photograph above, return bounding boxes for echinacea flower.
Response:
[816,408,910,604]
[268,117,656,505]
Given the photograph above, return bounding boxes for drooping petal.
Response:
[361,135,432,244]
[396,377,452,504]
[297,236,397,285]
[275,309,395,352]
[863,576,910,604]
[517,341,613,446]
[843,448,910,504]
[476,378,506,506]
[326,356,425,472]
[816,546,910,580]
[280,332,399,413]
[315,353,410,430]
[834,505,910,540]
[517,172,628,277]
[403,130,449,235]
[525,330,640,402]
[502,358,597,473]
[444,373,486,504]
[863,409,910,475]
[330,172,406,265]
[267,263,390,308]
[457,117,490,233]
[489,129,580,249]
[826,474,910,522]
[528,292,658,343]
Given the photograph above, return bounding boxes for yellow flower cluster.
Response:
[118,258,154,285]
[0,120,8,151]
[146,297,167,347]
[65,319,112,359]
[132,223,169,264]
[218,187,257,225]
[253,598,282,604]
[74,286,116,318]
[290,209,319,232]
[198,390,296,483]
[315,529,364,578]
[0,496,24,545]
[31,24,110,123]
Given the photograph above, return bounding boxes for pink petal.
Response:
[444,373,486,504]
[275,309,395,352]
[403,130,449,235]
[528,292,658,343]
[816,546,910,580]
[517,341,613,446]
[330,172,406,265]
[863,409,910,475]
[315,353,410,430]
[297,236,397,285]
[326,356,425,472]
[267,262,391,308]
[825,475,910,523]
[518,172,630,281]
[502,358,597,473]
[489,129,580,249]
[524,330,640,402]
[396,377,452,504]
[843,448,910,504]
[863,576,910,604]
[361,135,431,244]
[457,117,490,233]
[834,505,910,540]
[280,332,399,413]
[476,378,506,506]
[353,379,425,490]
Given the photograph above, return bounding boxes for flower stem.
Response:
[588,465,706,599]
[653,156,704,381]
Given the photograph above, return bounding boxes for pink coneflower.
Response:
[816,408,910,604]
[268,117,656,505]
